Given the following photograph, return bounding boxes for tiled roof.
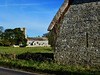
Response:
[27,37,48,41]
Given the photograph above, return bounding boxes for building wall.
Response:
[27,40,49,47]
[53,0,100,66]
[20,28,27,38]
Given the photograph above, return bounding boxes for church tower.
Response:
[20,28,27,39]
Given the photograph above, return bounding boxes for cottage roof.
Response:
[27,37,48,41]
[48,0,69,31]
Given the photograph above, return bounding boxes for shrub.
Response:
[1,40,11,46]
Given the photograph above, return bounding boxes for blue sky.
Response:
[0,0,64,37]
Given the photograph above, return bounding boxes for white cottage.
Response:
[13,28,50,47]
[27,37,50,47]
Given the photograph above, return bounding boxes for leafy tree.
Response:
[0,26,4,45]
[1,39,11,46]
[43,32,54,47]
[13,28,27,46]
[0,38,2,45]
[1,29,15,45]
[1,28,27,46]
[4,29,14,39]
[0,26,3,35]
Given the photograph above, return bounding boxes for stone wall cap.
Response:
[48,0,69,31]
[48,0,100,31]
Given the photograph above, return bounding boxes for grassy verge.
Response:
[0,57,100,75]
[0,46,53,54]
[0,46,100,75]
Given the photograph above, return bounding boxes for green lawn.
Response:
[0,46,100,75]
[0,46,53,55]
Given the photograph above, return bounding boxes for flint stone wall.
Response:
[53,0,100,66]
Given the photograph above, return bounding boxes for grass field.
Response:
[0,46,53,55]
[0,46,100,75]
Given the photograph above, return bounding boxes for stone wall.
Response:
[53,0,100,66]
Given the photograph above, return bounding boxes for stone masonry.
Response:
[48,0,100,66]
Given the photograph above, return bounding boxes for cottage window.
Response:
[37,42,39,44]
[31,43,33,45]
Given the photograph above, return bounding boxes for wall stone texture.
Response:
[53,0,100,66]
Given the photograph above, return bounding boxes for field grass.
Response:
[0,46,100,75]
[0,46,53,55]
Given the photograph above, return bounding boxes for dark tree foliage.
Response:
[0,26,3,35]
[43,32,54,47]
[0,26,4,45]
[1,28,27,46]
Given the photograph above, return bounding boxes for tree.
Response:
[1,28,27,46]
[0,26,3,35]
[1,29,15,45]
[1,39,11,46]
[43,32,54,47]
[0,37,2,45]
[0,26,4,45]
[13,28,27,46]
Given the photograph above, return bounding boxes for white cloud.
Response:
[0,1,55,7]
[0,3,40,7]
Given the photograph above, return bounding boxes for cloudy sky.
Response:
[0,0,64,37]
